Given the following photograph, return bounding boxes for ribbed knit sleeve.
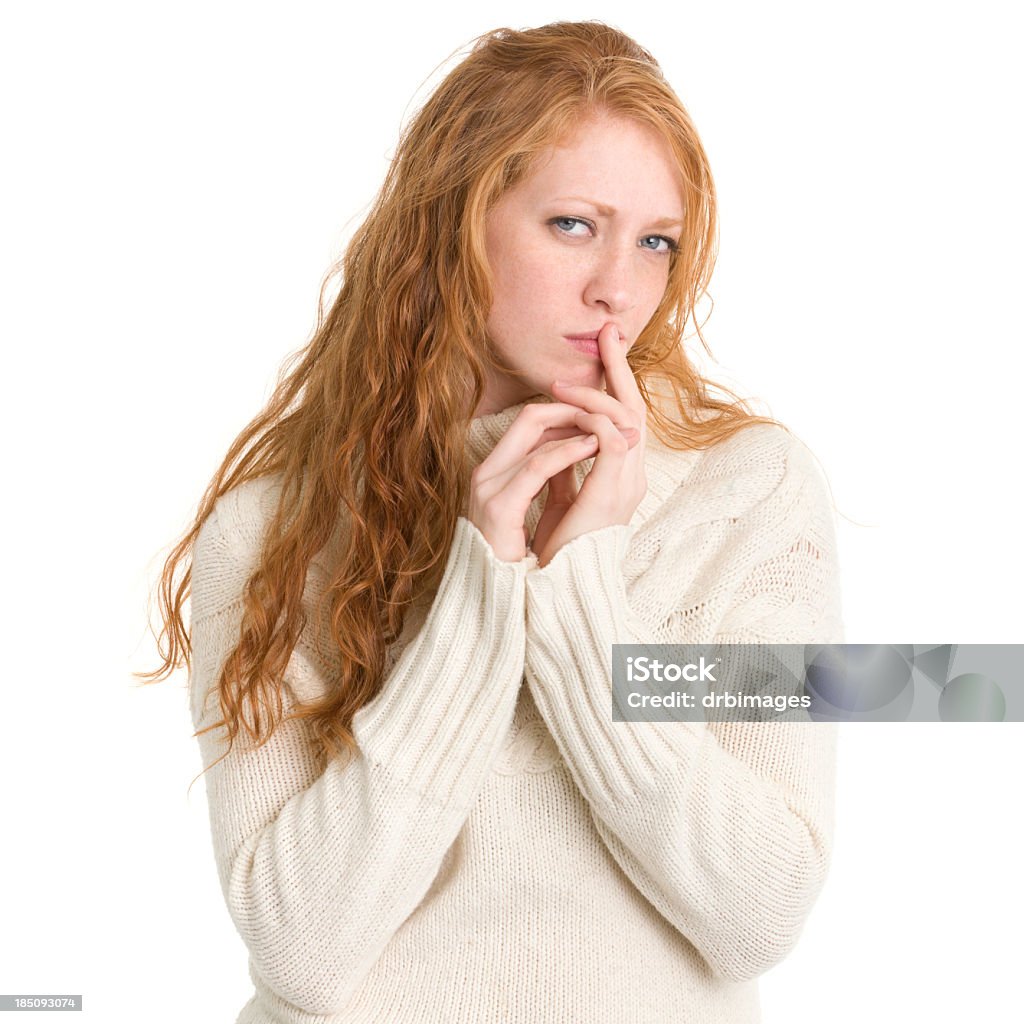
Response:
[189,491,535,1017]
[523,429,842,983]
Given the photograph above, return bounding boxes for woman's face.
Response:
[476,111,685,417]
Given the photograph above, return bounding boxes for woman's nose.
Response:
[582,247,635,314]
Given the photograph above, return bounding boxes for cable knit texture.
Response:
[188,394,843,1023]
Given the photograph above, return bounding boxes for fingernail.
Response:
[552,379,570,389]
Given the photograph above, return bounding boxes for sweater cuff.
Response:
[527,522,642,634]
[525,523,703,809]
[352,516,536,808]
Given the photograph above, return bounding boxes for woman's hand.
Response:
[468,397,640,563]
[532,323,648,568]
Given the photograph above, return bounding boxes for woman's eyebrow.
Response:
[550,195,683,228]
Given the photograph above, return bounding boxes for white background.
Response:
[1,1,1021,1021]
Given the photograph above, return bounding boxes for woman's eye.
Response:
[639,235,678,254]
[551,216,592,237]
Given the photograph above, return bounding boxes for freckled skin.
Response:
[476,112,685,417]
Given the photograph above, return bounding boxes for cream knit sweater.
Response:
[188,395,843,1024]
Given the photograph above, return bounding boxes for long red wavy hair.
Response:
[138,21,778,775]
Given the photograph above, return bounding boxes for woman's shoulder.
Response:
[644,420,829,529]
[691,421,819,486]
[191,473,287,622]
[199,473,287,552]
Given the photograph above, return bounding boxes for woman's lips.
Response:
[565,336,600,357]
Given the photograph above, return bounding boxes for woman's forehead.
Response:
[509,115,686,218]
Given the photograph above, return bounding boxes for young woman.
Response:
[146,21,843,1023]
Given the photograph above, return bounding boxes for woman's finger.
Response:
[570,411,640,508]
[475,402,589,480]
[596,322,646,415]
[548,381,642,434]
[486,433,602,521]
[476,404,635,497]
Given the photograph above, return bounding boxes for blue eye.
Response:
[639,235,678,254]
[551,216,593,236]
[549,217,678,253]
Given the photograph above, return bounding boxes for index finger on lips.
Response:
[597,323,646,417]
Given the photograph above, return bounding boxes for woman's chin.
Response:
[551,366,606,386]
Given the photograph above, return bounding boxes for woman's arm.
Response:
[522,433,842,982]
[190,493,534,1016]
